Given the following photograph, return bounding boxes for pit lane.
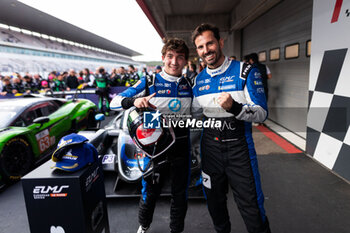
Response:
[0,117,350,233]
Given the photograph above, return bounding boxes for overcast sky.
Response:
[19,0,164,61]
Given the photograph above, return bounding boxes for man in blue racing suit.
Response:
[110,38,192,233]
[191,23,271,233]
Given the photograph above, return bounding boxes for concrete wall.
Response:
[241,0,313,138]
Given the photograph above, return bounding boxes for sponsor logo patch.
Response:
[254,72,262,79]
[158,89,171,94]
[257,87,265,93]
[168,99,182,112]
[50,226,65,233]
[218,84,236,91]
[178,84,188,90]
[199,85,210,91]
[219,76,235,83]
[202,171,211,189]
[33,185,69,199]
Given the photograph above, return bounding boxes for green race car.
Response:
[0,97,97,184]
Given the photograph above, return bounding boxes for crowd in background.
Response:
[0,64,161,96]
[0,52,270,97]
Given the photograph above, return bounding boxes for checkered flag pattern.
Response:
[307,48,350,181]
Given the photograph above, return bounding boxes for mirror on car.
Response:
[33,116,50,128]
[95,113,105,122]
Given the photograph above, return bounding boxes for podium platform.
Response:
[22,160,110,233]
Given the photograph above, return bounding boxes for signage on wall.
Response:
[331,0,349,23]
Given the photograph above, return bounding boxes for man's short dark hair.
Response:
[190,63,197,71]
[249,53,259,64]
[161,38,189,60]
[192,23,220,46]
[128,65,135,70]
[243,54,251,62]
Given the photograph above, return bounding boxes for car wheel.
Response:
[87,109,97,128]
[0,137,34,183]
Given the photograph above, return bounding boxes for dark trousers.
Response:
[201,129,271,233]
[138,137,190,233]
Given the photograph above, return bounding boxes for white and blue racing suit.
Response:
[110,71,192,233]
[192,57,271,233]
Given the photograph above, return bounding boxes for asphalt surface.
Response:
[1,123,350,233]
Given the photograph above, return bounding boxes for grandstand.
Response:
[0,0,144,77]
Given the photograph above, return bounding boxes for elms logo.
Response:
[143,110,161,129]
[33,185,69,199]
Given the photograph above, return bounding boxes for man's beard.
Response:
[203,49,222,68]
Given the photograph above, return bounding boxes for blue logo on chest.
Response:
[168,99,181,112]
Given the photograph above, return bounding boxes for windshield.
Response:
[0,104,23,128]
[0,112,17,128]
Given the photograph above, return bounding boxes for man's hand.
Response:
[134,93,157,109]
[217,92,233,111]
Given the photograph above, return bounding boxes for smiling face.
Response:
[194,30,225,69]
[162,50,187,77]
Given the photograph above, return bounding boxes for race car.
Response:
[0,96,97,184]
[80,109,203,198]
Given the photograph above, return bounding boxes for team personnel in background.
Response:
[110,38,192,233]
[187,63,198,85]
[230,55,237,60]
[117,66,129,86]
[249,53,272,101]
[12,76,25,94]
[191,23,271,233]
[141,67,149,77]
[127,64,140,86]
[33,74,43,89]
[65,69,79,90]
[0,77,13,96]
[94,66,111,115]
[23,75,37,93]
[109,68,120,87]
[199,59,206,72]
[53,74,67,91]
[39,80,51,92]
[155,65,162,74]
[243,54,251,64]
[82,68,95,88]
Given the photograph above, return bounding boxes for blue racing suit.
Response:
[192,57,271,233]
[110,71,192,233]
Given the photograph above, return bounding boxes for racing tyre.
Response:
[0,137,34,184]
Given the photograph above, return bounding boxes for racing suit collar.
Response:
[160,71,182,83]
[206,57,231,77]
